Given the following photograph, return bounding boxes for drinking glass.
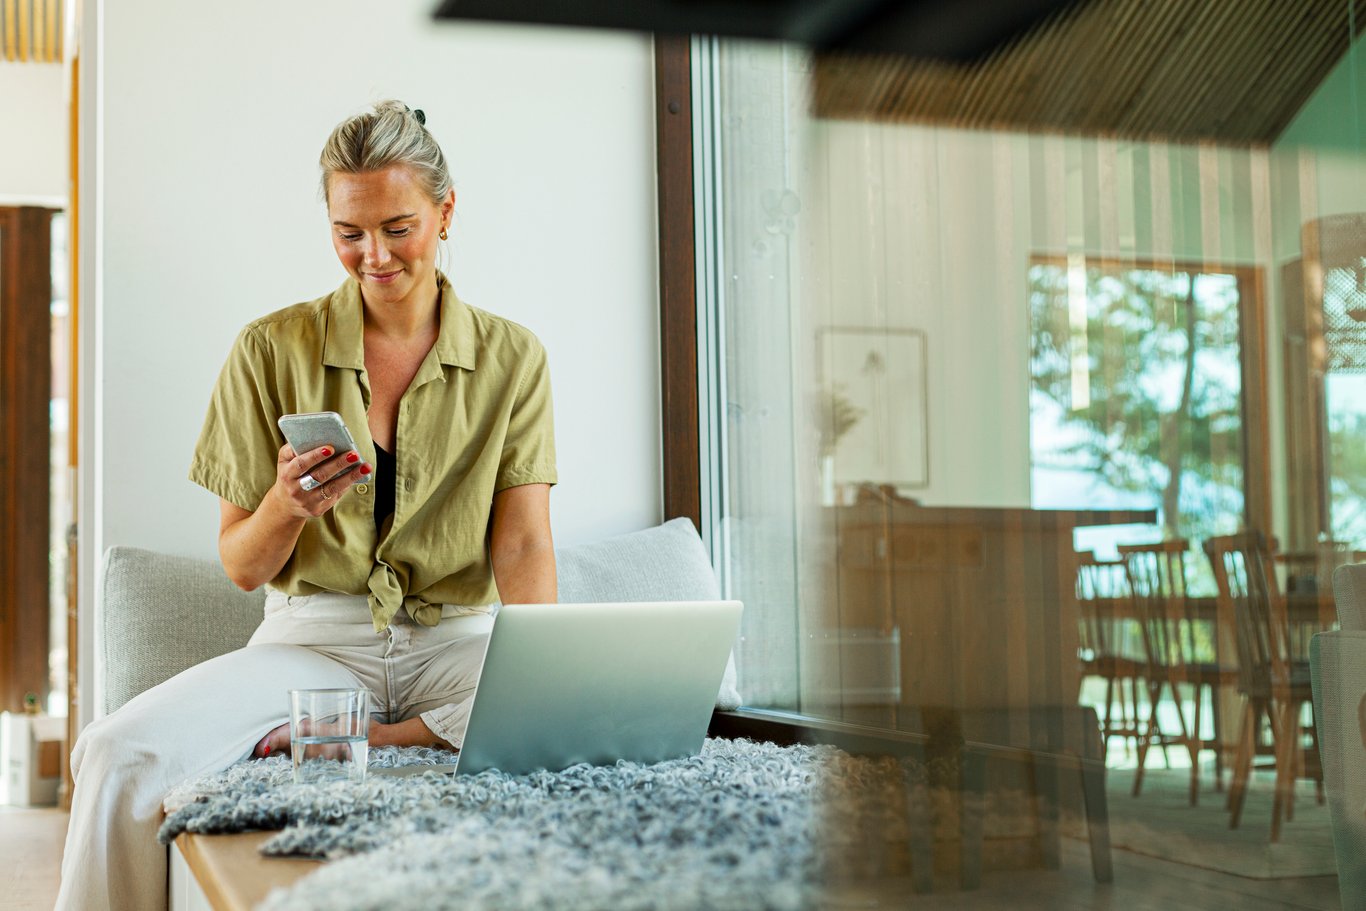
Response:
[289,688,370,784]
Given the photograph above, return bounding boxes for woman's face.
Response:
[327,165,455,307]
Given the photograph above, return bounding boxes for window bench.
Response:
[170,831,318,911]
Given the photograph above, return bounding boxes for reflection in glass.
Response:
[705,3,1365,902]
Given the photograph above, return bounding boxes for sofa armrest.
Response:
[1335,564,1366,632]
[1311,629,1366,911]
[101,547,266,715]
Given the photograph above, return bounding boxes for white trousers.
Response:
[55,589,493,911]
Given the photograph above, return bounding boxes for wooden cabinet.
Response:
[825,487,1155,746]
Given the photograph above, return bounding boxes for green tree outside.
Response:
[1028,262,1247,598]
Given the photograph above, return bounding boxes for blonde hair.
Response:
[319,100,453,206]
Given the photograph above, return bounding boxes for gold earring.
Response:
[439,227,448,241]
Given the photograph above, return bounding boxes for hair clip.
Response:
[413,109,426,126]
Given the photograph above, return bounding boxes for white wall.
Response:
[0,61,66,203]
[81,1,662,722]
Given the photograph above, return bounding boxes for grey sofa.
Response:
[1311,563,1366,911]
[101,517,741,715]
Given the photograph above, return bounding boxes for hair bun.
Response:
[413,109,426,126]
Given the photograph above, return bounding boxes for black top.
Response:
[373,443,396,538]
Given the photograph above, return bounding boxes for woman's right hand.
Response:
[271,443,371,519]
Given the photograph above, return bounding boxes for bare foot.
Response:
[253,717,456,758]
[253,723,290,759]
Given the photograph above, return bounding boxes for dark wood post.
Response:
[654,34,702,532]
[0,206,54,712]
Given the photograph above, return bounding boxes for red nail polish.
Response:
[263,743,271,756]
[359,464,372,475]
[321,448,332,458]
[346,452,360,463]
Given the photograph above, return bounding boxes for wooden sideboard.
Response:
[817,488,1156,749]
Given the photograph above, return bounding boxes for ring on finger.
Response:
[300,473,321,491]
[321,487,333,501]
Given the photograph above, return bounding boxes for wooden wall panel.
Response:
[0,0,61,61]
[0,207,53,713]
[815,0,1366,144]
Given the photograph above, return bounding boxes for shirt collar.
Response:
[322,273,477,372]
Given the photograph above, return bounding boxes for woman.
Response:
[56,100,557,911]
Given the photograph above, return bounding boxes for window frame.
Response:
[655,34,703,532]
[1025,253,1272,541]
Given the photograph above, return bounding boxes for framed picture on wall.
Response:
[816,326,929,490]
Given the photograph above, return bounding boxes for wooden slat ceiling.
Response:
[1,0,63,63]
[814,0,1366,144]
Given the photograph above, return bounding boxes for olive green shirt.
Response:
[189,276,557,631]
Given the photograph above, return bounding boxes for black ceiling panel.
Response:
[432,0,1079,62]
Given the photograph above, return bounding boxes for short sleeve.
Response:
[495,340,558,492]
[188,327,284,511]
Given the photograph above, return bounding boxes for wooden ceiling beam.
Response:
[812,0,1366,144]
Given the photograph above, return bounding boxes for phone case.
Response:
[276,411,361,458]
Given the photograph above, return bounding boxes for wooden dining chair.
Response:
[1075,553,1144,762]
[1119,539,1222,804]
[1203,531,1321,841]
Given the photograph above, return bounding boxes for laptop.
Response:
[382,600,743,777]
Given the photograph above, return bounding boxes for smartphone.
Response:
[277,412,363,490]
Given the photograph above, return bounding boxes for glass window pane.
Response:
[705,2,1364,902]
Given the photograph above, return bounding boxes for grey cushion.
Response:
[1311,630,1366,911]
[101,518,742,714]
[556,517,742,709]
[1334,563,1366,631]
[1315,560,1366,911]
[101,546,265,714]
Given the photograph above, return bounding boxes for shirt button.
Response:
[356,483,370,495]
[405,479,414,492]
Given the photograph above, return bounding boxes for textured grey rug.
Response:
[160,739,873,911]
